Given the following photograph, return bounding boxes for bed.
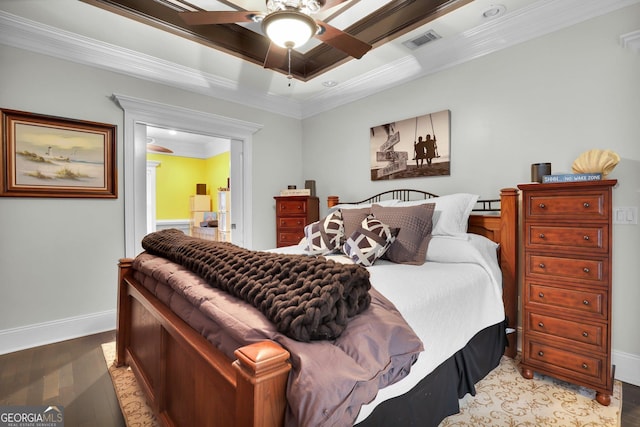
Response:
[116,187,518,427]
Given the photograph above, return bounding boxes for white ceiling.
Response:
[146,125,231,158]
[0,0,638,153]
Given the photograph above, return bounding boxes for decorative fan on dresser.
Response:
[179,0,372,74]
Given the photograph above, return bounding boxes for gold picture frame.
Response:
[0,109,117,198]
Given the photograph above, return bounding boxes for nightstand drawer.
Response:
[278,200,309,215]
[526,340,604,383]
[525,192,608,220]
[527,254,605,284]
[528,312,604,350]
[278,217,308,229]
[278,231,304,246]
[526,224,607,253]
[526,283,606,318]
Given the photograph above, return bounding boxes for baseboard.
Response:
[2,312,638,387]
[613,349,640,386]
[156,219,189,234]
[0,310,116,355]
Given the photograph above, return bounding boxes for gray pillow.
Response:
[340,207,371,242]
[371,203,435,265]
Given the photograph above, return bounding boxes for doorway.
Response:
[145,125,231,236]
[113,93,263,257]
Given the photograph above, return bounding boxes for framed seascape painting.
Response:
[0,109,117,198]
[370,109,450,181]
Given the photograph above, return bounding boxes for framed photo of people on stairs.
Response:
[369,109,450,181]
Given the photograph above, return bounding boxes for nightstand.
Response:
[274,196,319,247]
[518,179,617,406]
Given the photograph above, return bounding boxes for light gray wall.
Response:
[302,5,640,381]
[0,46,302,341]
[0,2,638,384]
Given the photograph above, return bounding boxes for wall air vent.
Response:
[402,30,441,50]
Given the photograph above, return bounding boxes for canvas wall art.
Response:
[370,109,450,181]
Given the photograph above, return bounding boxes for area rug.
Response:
[102,342,622,427]
[102,342,159,427]
[440,356,622,427]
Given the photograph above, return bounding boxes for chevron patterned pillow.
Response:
[342,215,397,266]
[303,210,344,254]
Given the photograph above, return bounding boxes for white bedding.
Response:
[273,233,505,423]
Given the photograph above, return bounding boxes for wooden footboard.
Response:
[116,259,291,427]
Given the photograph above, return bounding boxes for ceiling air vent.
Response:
[402,30,441,50]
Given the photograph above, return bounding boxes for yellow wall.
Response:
[206,151,231,212]
[148,151,230,219]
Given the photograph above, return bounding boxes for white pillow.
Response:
[426,234,501,287]
[328,199,399,214]
[426,234,498,263]
[395,193,478,237]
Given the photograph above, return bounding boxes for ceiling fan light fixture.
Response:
[267,0,321,15]
[262,10,318,49]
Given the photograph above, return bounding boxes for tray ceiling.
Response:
[80,0,471,81]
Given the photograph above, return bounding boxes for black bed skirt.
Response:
[356,320,507,427]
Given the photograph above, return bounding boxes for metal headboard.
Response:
[341,189,501,213]
[342,189,437,204]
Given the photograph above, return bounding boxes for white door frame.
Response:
[112,93,262,257]
[146,160,160,234]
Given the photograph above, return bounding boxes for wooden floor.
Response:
[0,330,125,427]
[1,330,639,427]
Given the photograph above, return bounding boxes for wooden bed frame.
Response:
[116,188,519,427]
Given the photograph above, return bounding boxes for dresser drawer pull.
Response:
[538,322,544,328]
[538,203,546,209]
[583,267,590,273]
[538,351,544,357]
[538,233,545,239]
[538,292,544,298]
[583,202,590,208]
[583,299,590,306]
[582,331,589,337]
[539,263,545,269]
[583,235,590,241]
[582,363,588,369]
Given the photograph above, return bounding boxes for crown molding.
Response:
[620,29,640,53]
[301,0,640,117]
[0,10,304,119]
[1,0,638,119]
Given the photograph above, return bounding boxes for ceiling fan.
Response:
[178,0,373,76]
[146,137,173,154]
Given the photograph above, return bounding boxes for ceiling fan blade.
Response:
[263,43,288,70]
[178,11,258,26]
[315,20,372,59]
[147,144,174,154]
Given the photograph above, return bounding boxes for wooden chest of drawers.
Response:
[274,196,319,247]
[518,180,617,406]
